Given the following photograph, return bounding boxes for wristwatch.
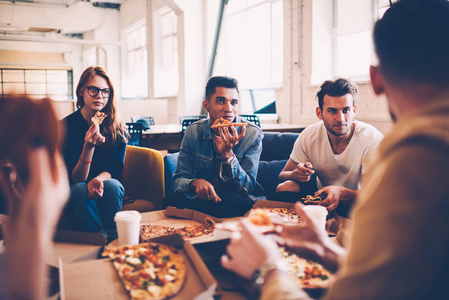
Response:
[250,260,285,290]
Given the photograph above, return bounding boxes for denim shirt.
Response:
[172,115,265,200]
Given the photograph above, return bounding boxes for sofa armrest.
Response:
[257,160,288,200]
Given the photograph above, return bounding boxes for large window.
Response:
[311,0,393,84]
[214,0,283,89]
[122,20,148,99]
[0,68,73,100]
[153,7,178,98]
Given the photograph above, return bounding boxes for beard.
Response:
[325,123,351,137]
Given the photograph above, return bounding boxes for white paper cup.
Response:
[114,210,142,245]
[303,205,328,231]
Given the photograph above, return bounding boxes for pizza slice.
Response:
[91,111,107,126]
[265,208,303,223]
[102,242,186,300]
[210,117,248,129]
[215,209,280,234]
[301,195,322,205]
[139,217,216,242]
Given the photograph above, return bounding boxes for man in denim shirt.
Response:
[163,76,265,217]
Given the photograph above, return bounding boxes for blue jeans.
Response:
[163,190,255,218]
[68,179,124,234]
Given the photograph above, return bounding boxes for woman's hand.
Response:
[87,177,104,199]
[84,124,105,148]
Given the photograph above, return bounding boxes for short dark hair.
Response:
[205,76,239,101]
[316,78,358,110]
[373,0,449,86]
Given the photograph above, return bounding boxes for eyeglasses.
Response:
[86,86,111,98]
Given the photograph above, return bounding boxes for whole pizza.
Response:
[102,242,187,299]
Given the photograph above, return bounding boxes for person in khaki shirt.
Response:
[221,0,449,299]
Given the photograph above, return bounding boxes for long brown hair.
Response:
[76,66,127,146]
[0,95,61,185]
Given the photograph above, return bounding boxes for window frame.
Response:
[152,6,179,98]
[121,19,148,100]
[214,0,283,90]
[0,68,73,101]
[311,0,391,85]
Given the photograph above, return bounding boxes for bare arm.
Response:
[278,159,315,183]
[71,124,105,183]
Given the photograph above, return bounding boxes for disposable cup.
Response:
[114,210,142,245]
[303,205,328,231]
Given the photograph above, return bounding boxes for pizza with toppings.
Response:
[210,117,248,129]
[279,247,332,288]
[263,208,303,223]
[140,217,216,242]
[102,242,186,300]
[216,208,302,234]
[91,111,107,126]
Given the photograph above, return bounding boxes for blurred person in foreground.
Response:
[60,66,127,240]
[0,95,69,300]
[222,0,449,299]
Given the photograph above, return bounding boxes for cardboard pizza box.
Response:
[54,230,107,246]
[59,234,217,300]
[251,199,296,210]
[138,208,228,244]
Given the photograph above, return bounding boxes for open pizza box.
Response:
[59,234,217,300]
[136,207,231,244]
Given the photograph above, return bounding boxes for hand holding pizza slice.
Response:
[210,117,247,129]
[91,111,107,126]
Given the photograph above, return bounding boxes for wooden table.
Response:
[142,124,183,151]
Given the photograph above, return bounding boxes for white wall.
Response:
[0,0,391,131]
[280,0,391,134]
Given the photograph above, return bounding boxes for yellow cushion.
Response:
[121,145,165,212]
[122,198,156,213]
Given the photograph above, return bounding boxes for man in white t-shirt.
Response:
[276,78,383,216]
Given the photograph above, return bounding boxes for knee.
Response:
[103,179,124,198]
[70,182,88,198]
[276,181,300,193]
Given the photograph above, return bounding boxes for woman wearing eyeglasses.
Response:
[60,66,128,240]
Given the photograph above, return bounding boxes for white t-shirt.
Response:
[290,120,383,190]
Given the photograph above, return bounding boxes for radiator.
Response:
[358,118,393,135]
